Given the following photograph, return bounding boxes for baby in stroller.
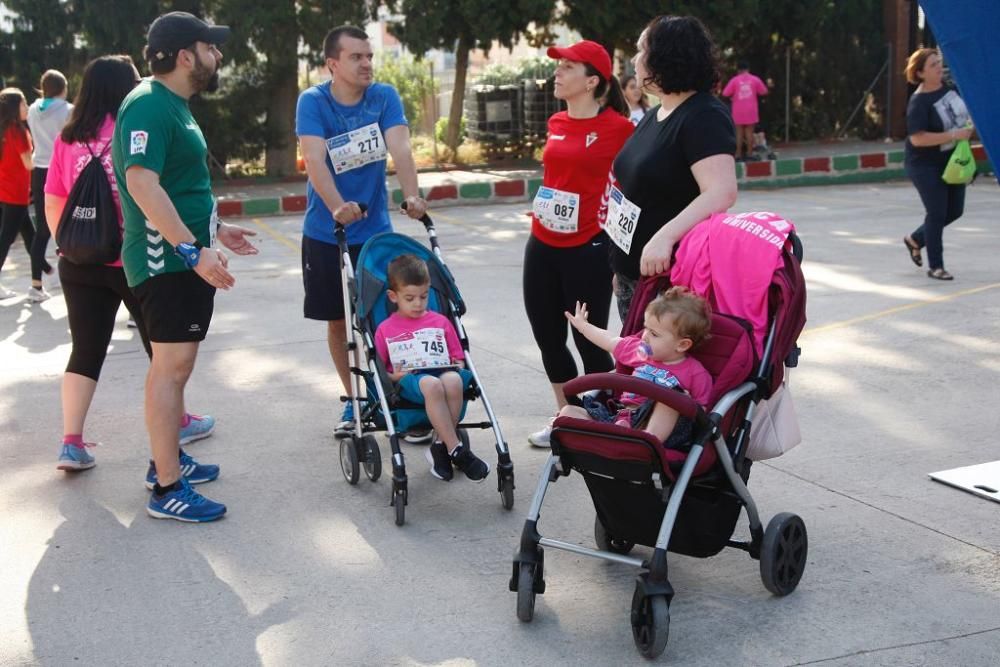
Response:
[374,254,490,482]
[559,287,714,448]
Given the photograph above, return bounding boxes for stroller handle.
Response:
[563,373,701,421]
[400,200,434,231]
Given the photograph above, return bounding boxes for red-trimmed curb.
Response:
[426,184,459,201]
[745,161,773,178]
[217,200,243,217]
[860,153,887,169]
[803,157,831,172]
[282,195,307,212]
[972,145,987,161]
[494,179,526,197]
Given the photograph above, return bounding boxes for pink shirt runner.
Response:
[613,335,713,408]
[374,311,465,373]
[44,115,123,267]
[722,73,768,125]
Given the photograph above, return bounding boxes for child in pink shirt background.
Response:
[374,254,490,482]
[722,61,769,160]
[560,287,714,446]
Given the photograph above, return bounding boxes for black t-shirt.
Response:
[606,92,735,279]
[905,87,971,168]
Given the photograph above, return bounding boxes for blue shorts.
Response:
[397,368,474,404]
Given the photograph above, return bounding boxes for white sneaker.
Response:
[0,285,16,300]
[27,286,51,303]
[127,318,138,328]
[528,419,554,448]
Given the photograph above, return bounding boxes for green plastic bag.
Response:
[942,139,976,184]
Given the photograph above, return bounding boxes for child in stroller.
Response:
[559,287,713,448]
[374,254,490,482]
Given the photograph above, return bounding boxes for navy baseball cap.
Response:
[147,12,230,61]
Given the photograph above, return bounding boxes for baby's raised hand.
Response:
[564,301,590,330]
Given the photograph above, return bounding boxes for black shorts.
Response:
[132,270,216,343]
[302,235,362,321]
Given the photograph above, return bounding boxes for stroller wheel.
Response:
[362,434,382,482]
[340,437,360,485]
[630,587,670,659]
[760,512,808,596]
[500,474,515,510]
[393,488,407,526]
[594,516,635,555]
[516,563,536,622]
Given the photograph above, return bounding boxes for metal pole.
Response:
[885,42,893,140]
[784,45,791,144]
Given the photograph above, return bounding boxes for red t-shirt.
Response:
[531,108,633,247]
[0,125,32,205]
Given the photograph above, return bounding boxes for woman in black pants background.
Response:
[523,41,634,447]
[902,47,974,281]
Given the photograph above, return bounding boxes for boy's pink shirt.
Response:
[722,73,768,125]
[374,311,465,373]
[613,335,713,408]
[44,115,123,267]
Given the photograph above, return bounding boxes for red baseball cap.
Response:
[546,40,612,80]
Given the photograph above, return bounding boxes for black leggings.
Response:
[59,258,151,380]
[907,162,966,271]
[30,167,52,281]
[0,202,35,277]
[523,233,614,383]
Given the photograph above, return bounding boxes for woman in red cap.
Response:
[525,40,634,448]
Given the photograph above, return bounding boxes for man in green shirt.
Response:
[113,11,258,522]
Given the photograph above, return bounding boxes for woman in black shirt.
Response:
[604,15,737,318]
[902,48,974,281]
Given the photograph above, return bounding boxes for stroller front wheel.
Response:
[340,437,360,485]
[362,434,382,482]
[630,587,670,659]
[760,512,808,596]
[516,563,536,622]
[500,474,515,510]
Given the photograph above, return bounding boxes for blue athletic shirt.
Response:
[295,82,407,245]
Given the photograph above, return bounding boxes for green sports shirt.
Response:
[112,79,215,287]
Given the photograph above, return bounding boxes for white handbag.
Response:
[746,380,801,461]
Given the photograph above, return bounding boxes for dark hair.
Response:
[640,15,720,94]
[618,73,649,110]
[61,56,138,144]
[324,25,369,60]
[0,87,27,157]
[737,60,750,71]
[144,43,185,75]
[583,63,628,117]
[39,69,68,98]
[387,254,430,291]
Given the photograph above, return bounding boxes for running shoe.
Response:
[144,449,220,490]
[425,441,454,481]
[146,477,226,523]
[0,284,16,300]
[179,413,215,445]
[528,418,554,448]
[335,401,355,438]
[451,444,490,482]
[27,286,51,303]
[56,442,97,471]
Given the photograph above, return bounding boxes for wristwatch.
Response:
[175,241,203,269]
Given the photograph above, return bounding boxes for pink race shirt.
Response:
[613,335,713,408]
[722,73,768,125]
[44,115,123,267]
[374,311,465,373]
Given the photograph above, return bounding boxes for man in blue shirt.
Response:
[296,25,427,435]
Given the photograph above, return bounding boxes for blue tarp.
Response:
[919,1,1000,175]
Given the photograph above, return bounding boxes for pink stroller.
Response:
[510,212,808,659]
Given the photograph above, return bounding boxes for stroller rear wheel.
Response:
[393,487,407,526]
[594,515,635,555]
[340,437,360,485]
[760,512,808,596]
[500,474,515,510]
[630,587,670,659]
[516,563,536,622]
[362,434,382,482]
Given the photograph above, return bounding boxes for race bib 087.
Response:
[532,186,580,233]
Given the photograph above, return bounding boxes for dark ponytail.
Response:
[584,63,629,118]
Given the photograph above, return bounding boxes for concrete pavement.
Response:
[2,181,1000,665]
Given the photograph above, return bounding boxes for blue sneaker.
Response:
[147,477,226,523]
[144,449,220,490]
[179,413,215,445]
[335,401,355,438]
[56,442,97,471]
